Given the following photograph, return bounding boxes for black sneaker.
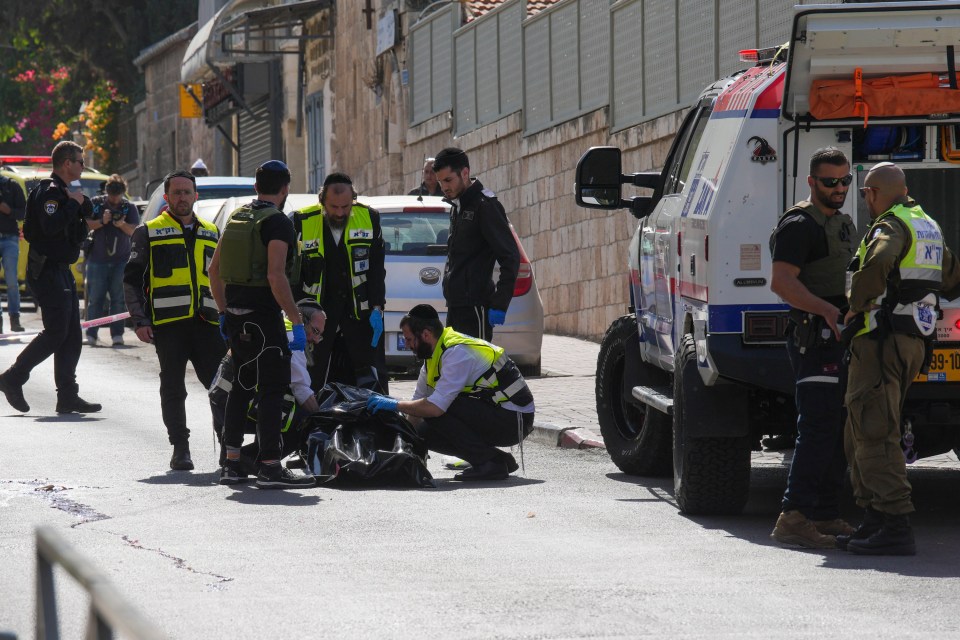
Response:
[256,464,314,489]
[0,373,29,413]
[55,397,102,414]
[219,460,248,485]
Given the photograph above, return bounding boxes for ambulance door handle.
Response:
[689,254,696,277]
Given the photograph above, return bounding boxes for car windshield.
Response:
[381,211,448,256]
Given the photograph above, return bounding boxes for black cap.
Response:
[408,304,439,321]
[259,160,289,173]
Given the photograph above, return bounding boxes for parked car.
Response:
[211,194,544,375]
[141,176,256,223]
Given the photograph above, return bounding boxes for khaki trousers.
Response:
[844,332,925,515]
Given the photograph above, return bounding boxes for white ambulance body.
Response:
[576,1,960,514]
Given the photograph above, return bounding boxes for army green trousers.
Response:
[844,333,925,515]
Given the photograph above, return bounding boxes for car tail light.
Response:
[743,311,790,344]
[511,228,533,297]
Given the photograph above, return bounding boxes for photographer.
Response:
[85,173,138,347]
[0,171,27,332]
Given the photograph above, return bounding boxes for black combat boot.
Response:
[836,506,883,551]
[848,512,916,556]
[9,314,24,332]
[170,443,195,471]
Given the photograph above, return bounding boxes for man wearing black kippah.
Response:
[433,147,519,342]
[292,172,387,392]
[367,304,535,481]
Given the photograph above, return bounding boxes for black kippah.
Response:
[408,304,439,321]
[323,172,353,187]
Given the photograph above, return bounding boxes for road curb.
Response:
[530,421,605,450]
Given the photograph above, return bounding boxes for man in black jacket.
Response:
[0,141,100,414]
[433,147,519,341]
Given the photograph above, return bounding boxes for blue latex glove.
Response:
[366,393,399,414]
[370,308,384,347]
[289,324,307,352]
[488,308,507,326]
[218,313,228,342]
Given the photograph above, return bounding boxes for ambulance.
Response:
[575,1,960,514]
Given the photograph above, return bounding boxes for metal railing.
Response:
[35,526,166,640]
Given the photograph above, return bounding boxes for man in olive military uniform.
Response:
[0,141,100,415]
[769,147,857,549]
[840,163,960,556]
[433,147,519,341]
[208,160,314,489]
[124,170,225,471]
[292,172,386,391]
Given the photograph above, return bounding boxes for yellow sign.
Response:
[179,84,203,118]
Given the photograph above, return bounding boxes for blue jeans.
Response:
[0,234,20,315]
[782,337,849,520]
[84,260,126,339]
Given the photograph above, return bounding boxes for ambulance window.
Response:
[665,106,711,195]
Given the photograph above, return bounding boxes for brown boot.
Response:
[812,518,856,536]
[771,510,837,549]
[9,314,24,332]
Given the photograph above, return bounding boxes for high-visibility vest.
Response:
[425,327,533,407]
[295,203,374,318]
[145,211,219,325]
[852,203,943,338]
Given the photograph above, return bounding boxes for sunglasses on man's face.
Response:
[812,174,853,188]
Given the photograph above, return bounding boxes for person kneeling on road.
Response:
[366,304,534,481]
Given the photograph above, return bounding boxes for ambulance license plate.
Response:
[397,334,409,351]
[915,349,960,383]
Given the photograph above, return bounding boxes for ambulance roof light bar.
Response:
[0,155,51,166]
[739,44,789,65]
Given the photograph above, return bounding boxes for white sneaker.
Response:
[111,335,124,347]
[85,334,98,347]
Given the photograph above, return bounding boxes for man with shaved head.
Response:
[840,162,960,555]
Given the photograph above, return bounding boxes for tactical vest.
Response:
[775,201,855,299]
[425,327,533,407]
[296,203,375,318]
[852,203,943,338]
[146,211,220,325]
[219,204,295,287]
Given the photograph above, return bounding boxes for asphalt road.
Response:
[2,328,960,639]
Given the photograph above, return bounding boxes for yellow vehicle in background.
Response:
[0,155,106,303]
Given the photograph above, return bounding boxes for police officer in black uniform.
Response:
[0,141,101,414]
[433,147,519,341]
[768,147,856,549]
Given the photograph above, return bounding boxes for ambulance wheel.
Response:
[672,334,750,515]
[596,315,672,476]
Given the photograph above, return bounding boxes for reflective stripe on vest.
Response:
[424,327,532,406]
[297,203,373,318]
[146,211,220,325]
[854,203,943,338]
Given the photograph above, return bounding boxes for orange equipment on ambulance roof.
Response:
[810,69,960,127]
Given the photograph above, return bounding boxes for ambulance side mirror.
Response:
[575,147,624,210]
[575,146,657,218]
